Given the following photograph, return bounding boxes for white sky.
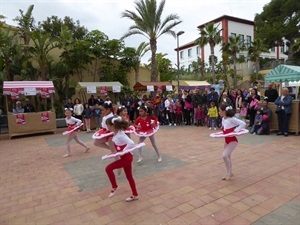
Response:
[1,0,271,65]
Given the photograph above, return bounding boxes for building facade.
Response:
[176,15,288,71]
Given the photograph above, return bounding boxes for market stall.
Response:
[264,65,300,134]
[3,81,56,138]
[133,81,174,92]
[171,80,211,91]
[76,82,123,130]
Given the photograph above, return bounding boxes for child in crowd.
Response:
[203,104,209,127]
[134,105,162,163]
[218,104,246,180]
[93,103,102,130]
[207,102,218,130]
[175,99,183,126]
[239,102,248,122]
[195,104,204,126]
[83,103,92,132]
[158,99,166,125]
[250,109,263,135]
[63,108,89,157]
[105,116,140,202]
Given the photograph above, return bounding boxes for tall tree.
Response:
[196,23,222,84]
[85,30,108,81]
[29,30,57,80]
[221,35,245,88]
[121,0,181,82]
[248,38,270,80]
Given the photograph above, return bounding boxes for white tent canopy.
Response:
[77,82,123,89]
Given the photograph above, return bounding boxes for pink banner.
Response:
[157,86,162,93]
[11,88,19,100]
[41,112,49,123]
[16,114,25,125]
[100,86,107,96]
[41,88,49,98]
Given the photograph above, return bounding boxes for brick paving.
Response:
[0,125,299,225]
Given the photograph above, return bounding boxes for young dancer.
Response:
[105,116,141,202]
[93,102,114,151]
[218,103,246,180]
[116,106,135,137]
[134,105,162,163]
[63,108,89,157]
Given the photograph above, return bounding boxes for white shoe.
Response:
[174,124,176,127]
[137,157,143,163]
[157,157,162,162]
[209,127,212,130]
[108,187,118,198]
[125,195,139,202]
[62,154,71,158]
[169,124,172,126]
[214,127,217,130]
[222,172,233,181]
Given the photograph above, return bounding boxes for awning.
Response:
[172,80,211,90]
[133,81,173,91]
[3,81,55,95]
[77,82,123,89]
[264,65,300,82]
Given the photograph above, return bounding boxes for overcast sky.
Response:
[1,0,271,65]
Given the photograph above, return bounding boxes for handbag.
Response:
[275,106,281,113]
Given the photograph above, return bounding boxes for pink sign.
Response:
[16,114,25,125]
[11,88,19,100]
[41,111,49,123]
[100,86,107,96]
[41,88,49,98]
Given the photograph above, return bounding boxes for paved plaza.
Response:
[0,125,299,225]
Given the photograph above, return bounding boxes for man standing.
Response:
[207,88,219,106]
[264,83,279,102]
[24,98,35,113]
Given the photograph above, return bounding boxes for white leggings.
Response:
[222,142,238,173]
[138,135,161,158]
[66,132,88,155]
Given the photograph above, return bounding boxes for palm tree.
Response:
[134,42,150,82]
[121,0,181,82]
[248,38,269,81]
[292,38,300,53]
[196,22,222,84]
[221,35,245,88]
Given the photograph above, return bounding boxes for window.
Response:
[280,45,284,53]
[271,47,275,52]
[188,49,192,57]
[180,51,184,59]
[230,33,236,37]
[246,35,251,48]
[239,35,244,45]
[196,46,200,55]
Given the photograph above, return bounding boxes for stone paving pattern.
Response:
[0,125,299,225]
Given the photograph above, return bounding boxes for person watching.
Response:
[13,101,24,114]
[24,98,35,113]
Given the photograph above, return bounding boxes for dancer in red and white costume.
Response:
[63,108,89,157]
[105,116,142,202]
[116,106,135,138]
[218,104,246,180]
[134,105,161,163]
[93,102,114,152]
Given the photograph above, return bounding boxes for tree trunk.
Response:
[134,66,139,83]
[255,57,259,81]
[210,44,215,84]
[233,57,237,89]
[150,38,157,82]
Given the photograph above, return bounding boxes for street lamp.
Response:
[176,31,185,92]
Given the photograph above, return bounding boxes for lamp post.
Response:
[176,31,185,91]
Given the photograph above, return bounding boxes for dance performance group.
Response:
[62,101,248,201]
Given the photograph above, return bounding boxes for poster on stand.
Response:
[87,86,96,94]
[11,88,19,100]
[147,85,154,92]
[166,85,173,91]
[41,111,50,123]
[16,114,25,125]
[24,87,37,96]
[41,88,49,98]
[157,86,162,93]
[112,86,121,93]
